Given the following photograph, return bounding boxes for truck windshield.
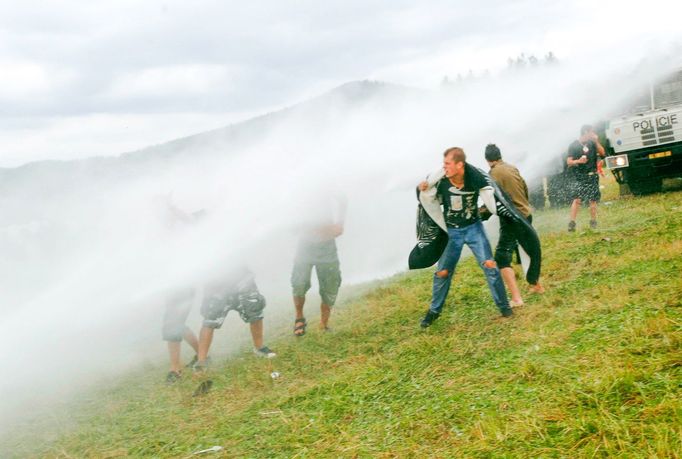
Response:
[654,70,682,108]
[623,70,682,114]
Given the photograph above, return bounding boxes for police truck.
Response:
[604,70,682,195]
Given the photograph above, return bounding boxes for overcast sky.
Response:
[1,0,680,167]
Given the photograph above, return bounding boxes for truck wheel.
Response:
[629,178,663,196]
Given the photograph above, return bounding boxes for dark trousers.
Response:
[495,215,540,285]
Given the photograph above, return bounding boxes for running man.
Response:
[484,144,544,308]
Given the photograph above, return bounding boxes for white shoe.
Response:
[254,346,277,358]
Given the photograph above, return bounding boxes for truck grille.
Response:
[657,124,675,143]
[641,124,657,146]
[640,122,676,145]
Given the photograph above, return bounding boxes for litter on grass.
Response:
[193,445,223,455]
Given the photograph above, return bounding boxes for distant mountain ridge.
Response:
[0,80,426,225]
[1,80,421,177]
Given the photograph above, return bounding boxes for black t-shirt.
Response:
[436,163,488,228]
[567,140,598,176]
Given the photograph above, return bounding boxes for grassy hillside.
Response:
[9,178,682,458]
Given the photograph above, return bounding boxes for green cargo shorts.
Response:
[291,261,342,306]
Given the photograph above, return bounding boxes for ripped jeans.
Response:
[429,221,509,314]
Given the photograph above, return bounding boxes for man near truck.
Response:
[566,125,605,231]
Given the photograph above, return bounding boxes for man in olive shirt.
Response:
[485,144,544,307]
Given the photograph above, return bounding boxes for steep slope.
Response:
[6,180,681,458]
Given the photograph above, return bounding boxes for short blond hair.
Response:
[443,147,466,163]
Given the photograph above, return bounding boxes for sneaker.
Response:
[590,219,598,229]
[568,221,576,232]
[166,370,181,384]
[185,354,198,369]
[500,308,514,318]
[254,346,277,359]
[420,310,440,328]
[509,300,524,308]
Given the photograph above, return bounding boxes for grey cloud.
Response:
[0,0,563,118]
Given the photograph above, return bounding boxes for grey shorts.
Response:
[201,278,265,328]
[162,288,195,342]
[291,261,342,306]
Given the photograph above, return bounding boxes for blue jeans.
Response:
[429,221,509,314]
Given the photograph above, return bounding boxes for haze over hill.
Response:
[15,179,679,458]
[0,52,679,438]
[0,80,427,231]
[0,81,415,187]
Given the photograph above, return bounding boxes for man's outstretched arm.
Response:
[479,186,497,216]
[418,168,446,191]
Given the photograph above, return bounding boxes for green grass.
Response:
[6,176,682,458]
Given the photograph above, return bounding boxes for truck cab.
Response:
[604,70,682,195]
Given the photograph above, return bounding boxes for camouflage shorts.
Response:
[291,261,342,306]
[571,174,601,202]
[201,279,265,328]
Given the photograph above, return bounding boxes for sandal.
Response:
[294,318,307,337]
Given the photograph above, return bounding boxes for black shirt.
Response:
[567,140,598,175]
[436,163,488,228]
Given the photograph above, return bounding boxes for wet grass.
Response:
[5,176,682,458]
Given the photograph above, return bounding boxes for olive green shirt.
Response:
[489,161,532,217]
